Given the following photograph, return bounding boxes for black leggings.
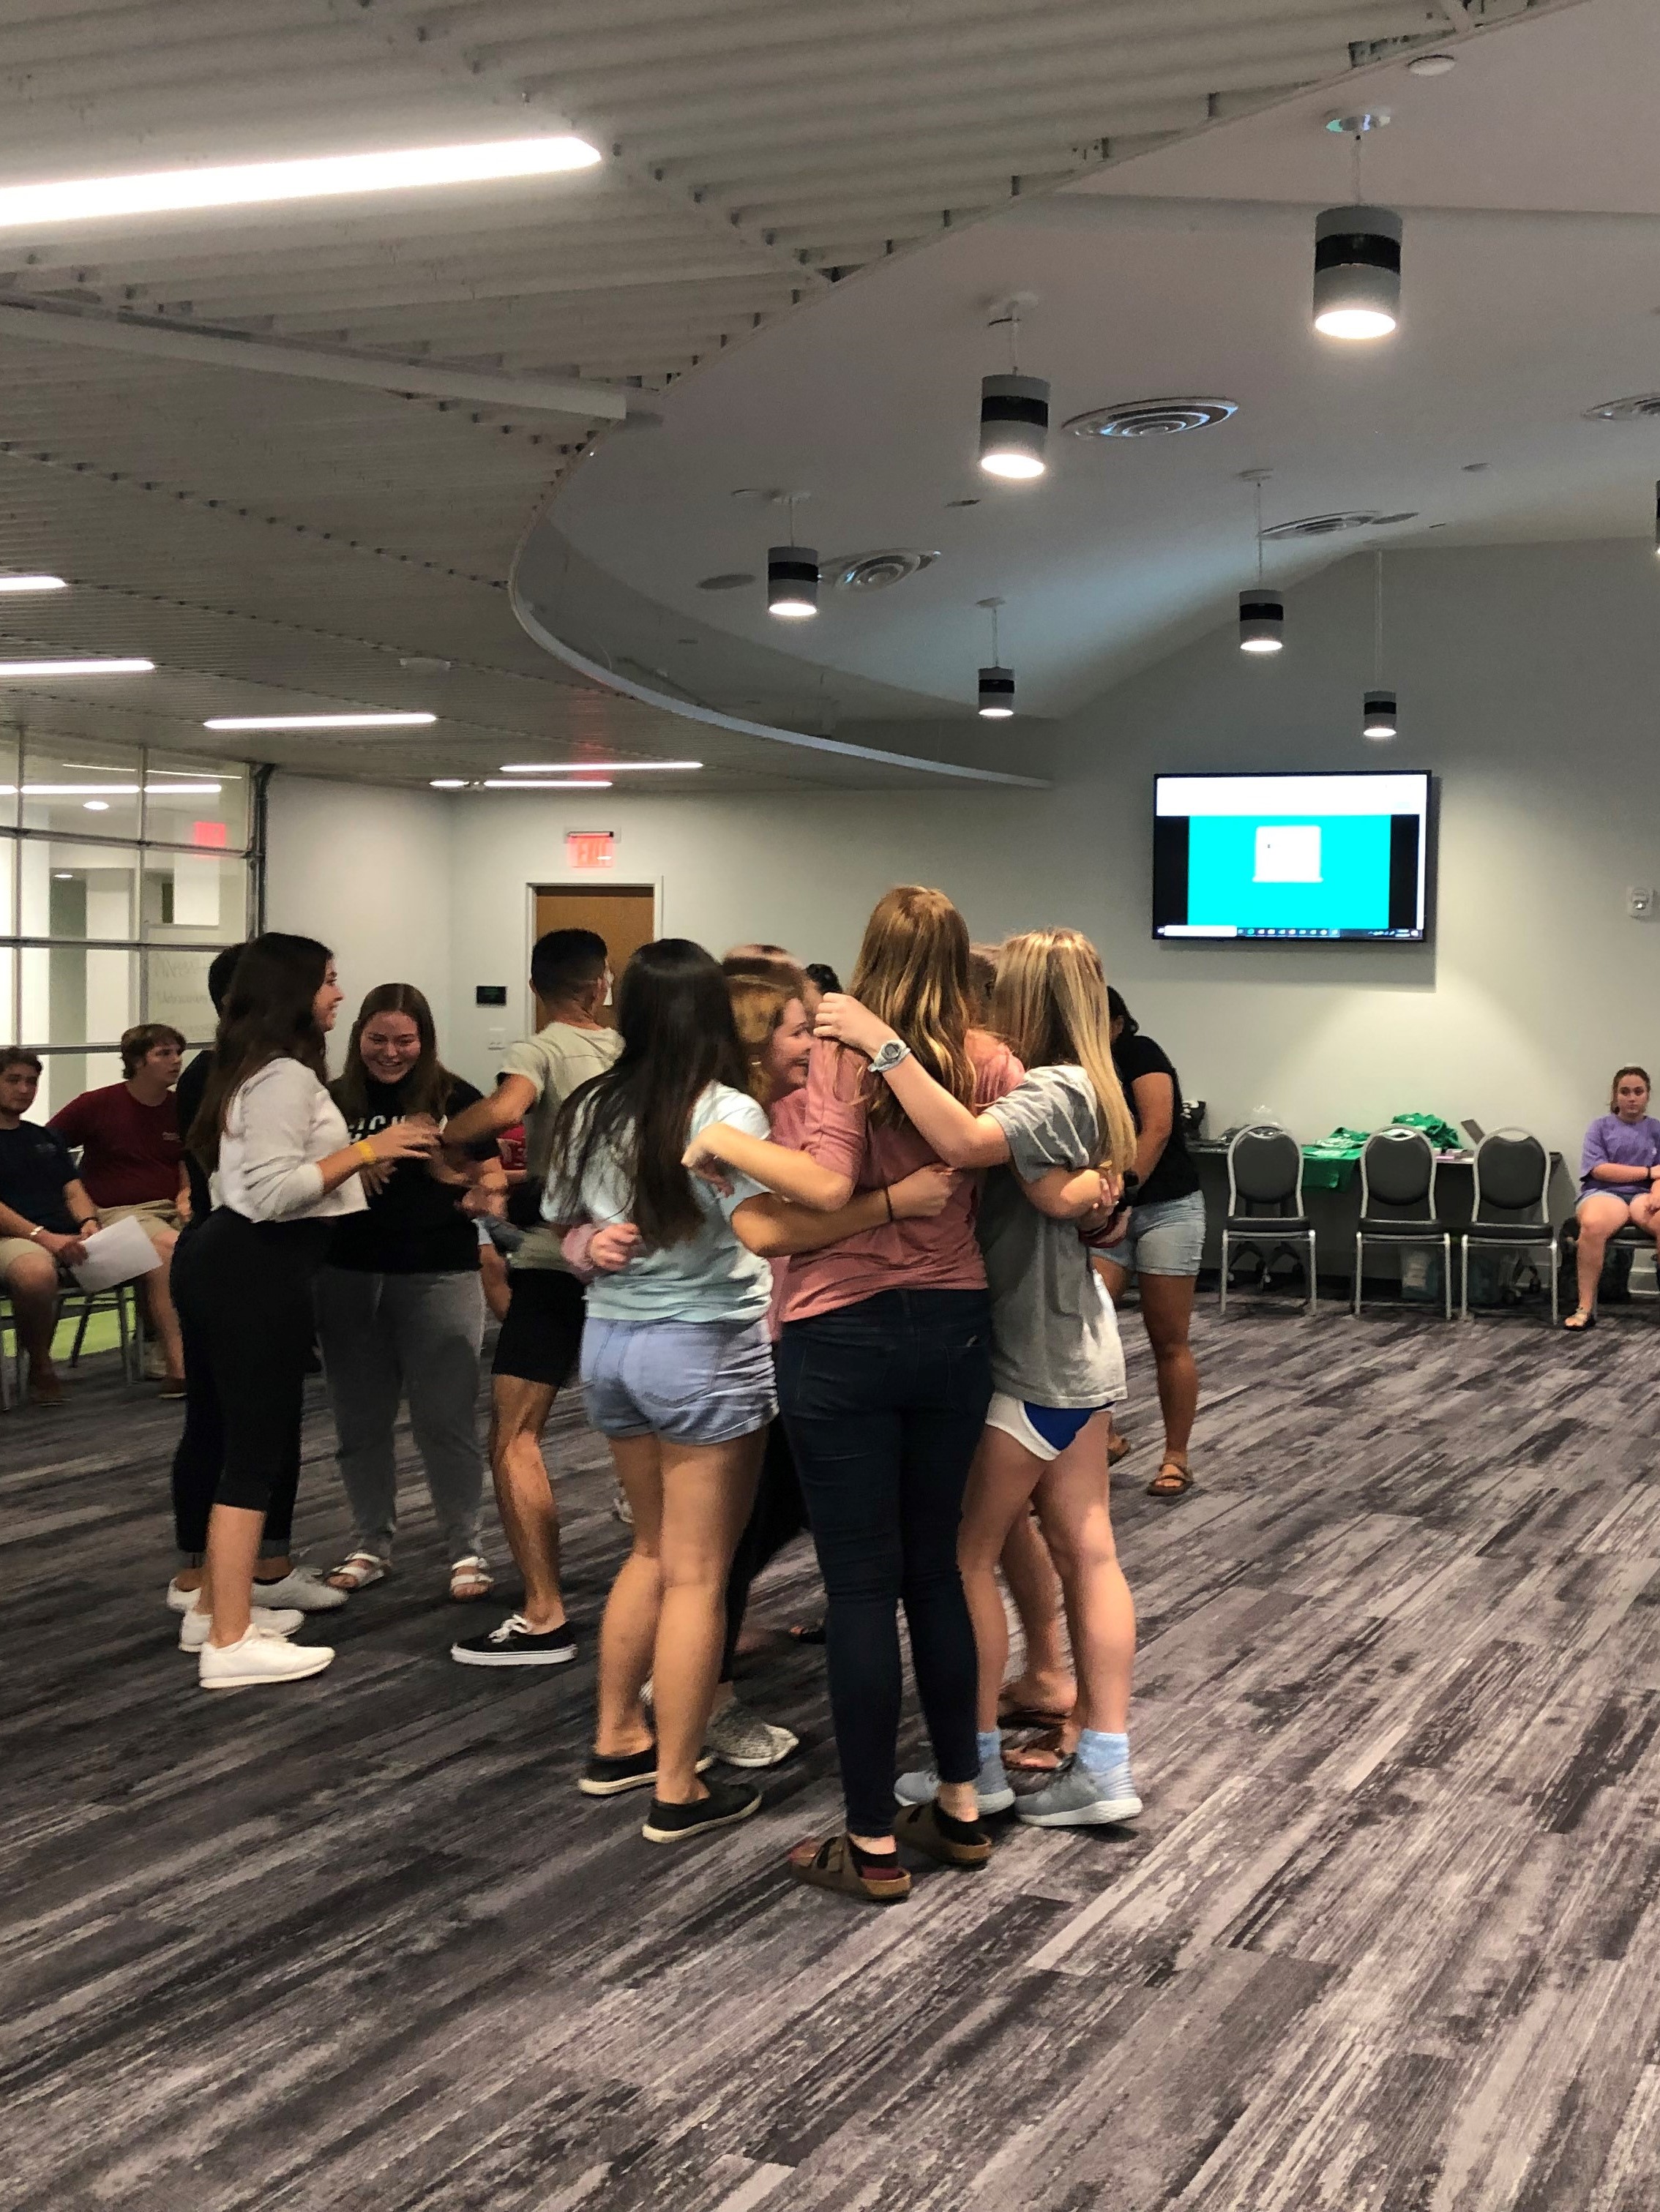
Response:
[720,1417,807,1681]
[778,1288,992,1837]
[171,1210,333,1540]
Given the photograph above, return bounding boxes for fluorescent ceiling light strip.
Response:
[0,574,66,592]
[479,778,612,790]
[498,760,702,773]
[0,138,602,230]
[203,712,435,730]
[0,781,221,795]
[0,658,151,675]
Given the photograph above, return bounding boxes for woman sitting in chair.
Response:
[1566,1065,1660,1331]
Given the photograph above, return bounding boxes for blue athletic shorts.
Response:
[984,1392,1110,1463]
[580,1314,777,1445]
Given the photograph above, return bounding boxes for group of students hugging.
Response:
[10,884,1204,1906]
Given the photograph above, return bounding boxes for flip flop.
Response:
[788,1833,911,1903]
[996,1695,1074,1730]
[1107,1434,1132,1466]
[1003,1725,1066,1774]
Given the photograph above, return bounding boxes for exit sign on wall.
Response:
[566,831,616,871]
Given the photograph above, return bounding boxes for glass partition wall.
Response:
[0,730,259,1120]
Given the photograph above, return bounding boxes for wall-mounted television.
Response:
[1153,771,1432,942]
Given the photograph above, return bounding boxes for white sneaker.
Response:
[178,1605,304,1652]
[247,1564,348,1613]
[167,1576,202,1614]
[199,1627,334,1690]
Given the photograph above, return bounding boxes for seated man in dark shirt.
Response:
[0,1047,100,1406]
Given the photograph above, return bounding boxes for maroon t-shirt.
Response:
[50,1083,182,1208]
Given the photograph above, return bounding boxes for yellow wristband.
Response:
[356,1139,378,1164]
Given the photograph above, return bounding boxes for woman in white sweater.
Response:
[174,934,438,1688]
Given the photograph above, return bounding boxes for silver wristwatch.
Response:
[868,1038,913,1076]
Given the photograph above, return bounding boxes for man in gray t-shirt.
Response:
[978,1064,1126,1411]
[442,929,620,1668]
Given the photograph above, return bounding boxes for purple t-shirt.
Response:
[1579,1113,1660,1198]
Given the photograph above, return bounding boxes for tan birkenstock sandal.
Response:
[788,1834,911,1903]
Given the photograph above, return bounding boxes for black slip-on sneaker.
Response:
[641,1778,763,1845]
[580,1746,716,1798]
[450,1612,577,1668]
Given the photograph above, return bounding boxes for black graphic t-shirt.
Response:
[326,1073,492,1274]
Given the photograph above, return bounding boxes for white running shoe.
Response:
[247,1564,348,1612]
[166,1577,202,1614]
[178,1605,304,1652]
[199,1627,334,1690]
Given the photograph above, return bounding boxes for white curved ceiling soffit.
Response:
[0,0,1545,793]
[537,0,1660,746]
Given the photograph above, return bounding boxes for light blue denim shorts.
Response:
[580,1315,778,1444]
[1107,1188,1207,1279]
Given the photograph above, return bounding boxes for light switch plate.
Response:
[487,1025,506,1050]
[1629,885,1655,920]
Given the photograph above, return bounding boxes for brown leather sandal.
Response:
[788,1834,911,1903]
[1147,1457,1193,1499]
[894,1802,992,1869]
[1107,1432,1132,1466]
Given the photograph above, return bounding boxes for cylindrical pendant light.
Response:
[766,545,818,618]
[1238,473,1283,653]
[979,372,1050,480]
[1239,592,1285,654]
[1313,204,1402,340]
[976,596,1014,714]
[1363,689,1398,738]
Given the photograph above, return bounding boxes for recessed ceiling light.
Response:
[1065,398,1238,439]
[202,712,435,730]
[0,657,152,675]
[479,779,613,790]
[0,137,602,231]
[498,760,701,773]
[83,799,109,811]
[0,574,67,592]
[430,779,468,790]
[1407,50,1457,77]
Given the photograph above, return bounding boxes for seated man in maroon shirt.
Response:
[50,1022,190,1392]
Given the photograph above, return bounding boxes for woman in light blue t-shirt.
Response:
[544,939,782,1848]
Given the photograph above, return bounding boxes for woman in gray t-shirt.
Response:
[813,926,1147,1832]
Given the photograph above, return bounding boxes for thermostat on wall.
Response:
[475,984,508,1005]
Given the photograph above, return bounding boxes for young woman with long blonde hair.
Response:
[686,888,1102,1901]
[816,927,1145,1828]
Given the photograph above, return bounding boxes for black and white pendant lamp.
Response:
[1364,551,1397,738]
[1239,473,1284,655]
[976,596,1014,716]
[766,494,818,619]
[1315,113,1402,342]
[979,302,1049,481]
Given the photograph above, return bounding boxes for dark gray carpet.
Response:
[4,1292,1659,2212]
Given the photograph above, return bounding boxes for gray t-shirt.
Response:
[545,1081,774,1327]
[499,1021,623,1272]
[979,1062,1126,1409]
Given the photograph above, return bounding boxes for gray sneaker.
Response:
[894,1752,1014,1817]
[704,1698,799,1769]
[1015,1755,1141,1827]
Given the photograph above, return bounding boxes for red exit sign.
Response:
[566,831,616,871]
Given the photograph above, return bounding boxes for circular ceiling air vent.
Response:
[1260,509,1418,541]
[696,571,755,591]
[1064,397,1238,439]
[831,549,940,592]
[1584,394,1660,422]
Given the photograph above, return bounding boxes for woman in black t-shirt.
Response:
[1091,989,1204,1500]
[315,985,506,1602]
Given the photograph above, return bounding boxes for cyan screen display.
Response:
[1186,813,1392,932]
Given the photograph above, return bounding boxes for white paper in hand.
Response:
[71,1214,163,1293]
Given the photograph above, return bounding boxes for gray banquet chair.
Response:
[1221,1124,1317,1315]
[1353,1125,1454,1321]
[1461,1128,1557,1322]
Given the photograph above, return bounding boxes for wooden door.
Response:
[532,884,657,1031]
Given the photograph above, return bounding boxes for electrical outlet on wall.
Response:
[1628,885,1655,921]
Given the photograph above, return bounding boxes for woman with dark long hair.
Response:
[682,886,1028,1903]
[549,938,783,1845]
[173,934,438,1688]
[317,983,505,1603]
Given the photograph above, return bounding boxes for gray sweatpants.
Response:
[313,1266,487,1564]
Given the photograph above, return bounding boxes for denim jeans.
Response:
[778,1287,992,1836]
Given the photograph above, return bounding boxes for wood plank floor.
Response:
[4,1294,1660,2211]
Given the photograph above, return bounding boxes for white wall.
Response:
[264,538,1660,1165]
[263,776,454,1073]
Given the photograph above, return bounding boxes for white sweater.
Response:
[211,1058,367,1223]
